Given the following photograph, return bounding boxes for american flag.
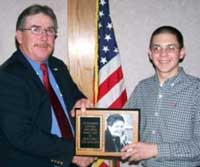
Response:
[93,0,127,166]
[95,0,127,108]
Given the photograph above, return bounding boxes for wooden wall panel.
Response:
[68,0,96,101]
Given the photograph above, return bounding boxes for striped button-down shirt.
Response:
[125,67,200,167]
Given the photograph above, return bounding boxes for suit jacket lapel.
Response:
[14,50,46,91]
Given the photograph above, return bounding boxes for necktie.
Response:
[40,63,73,140]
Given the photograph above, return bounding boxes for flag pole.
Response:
[109,160,114,167]
[94,0,127,167]
[109,159,118,167]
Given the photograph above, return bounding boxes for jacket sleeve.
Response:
[0,71,74,161]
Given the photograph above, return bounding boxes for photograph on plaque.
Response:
[75,108,139,157]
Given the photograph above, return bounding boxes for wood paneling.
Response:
[68,0,96,101]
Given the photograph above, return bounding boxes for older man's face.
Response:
[16,13,56,63]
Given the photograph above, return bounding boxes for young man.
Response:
[105,114,127,152]
[0,4,94,167]
[121,26,200,167]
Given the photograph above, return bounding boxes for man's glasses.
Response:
[150,44,180,54]
[20,26,57,37]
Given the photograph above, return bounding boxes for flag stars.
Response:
[100,57,107,65]
[99,22,102,28]
[104,34,111,42]
[100,0,106,6]
[102,46,109,53]
[107,22,112,30]
[99,11,104,17]
[114,47,119,53]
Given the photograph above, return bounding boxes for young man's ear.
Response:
[179,47,186,60]
[148,49,153,60]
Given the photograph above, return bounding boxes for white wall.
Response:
[109,0,200,96]
[1,0,199,97]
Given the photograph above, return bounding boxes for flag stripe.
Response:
[99,55,121,83]
[97,79,126,108]
[109,90,127,108]
[98,163,109,167]
[98,66,123,99]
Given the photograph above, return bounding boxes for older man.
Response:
[0,4,94,167]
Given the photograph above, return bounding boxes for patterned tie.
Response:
[40,63,73,140]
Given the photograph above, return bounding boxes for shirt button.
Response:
[159,94,162,98]
[60,94,63,97]
[155,112,159,116]
[171,83,175,87]
[152,130,156,135]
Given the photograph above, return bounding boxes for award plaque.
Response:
[75,108,139,157]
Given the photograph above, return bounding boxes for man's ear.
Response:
[15,30,23,44]
[148,49,153,60]
[179,47,186,60]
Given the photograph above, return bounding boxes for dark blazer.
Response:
[105,129,123,152]
[0,50,85,167]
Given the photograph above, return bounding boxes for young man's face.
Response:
[108,120,125,137]
[148,33,185,80]
[16,13,56,63]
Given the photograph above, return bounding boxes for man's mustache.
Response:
[34,43,52,48]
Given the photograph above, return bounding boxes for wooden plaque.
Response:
[75,108,139,157]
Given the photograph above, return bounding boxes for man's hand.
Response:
[72,156,96,167]
[71,98,93,117]
[121,142,158,162]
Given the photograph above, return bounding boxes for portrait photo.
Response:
[104,113,133,152]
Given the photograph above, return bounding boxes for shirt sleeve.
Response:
[124,84,141,109]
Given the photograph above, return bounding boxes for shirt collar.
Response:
[21,51,48,74]
[153,67,186,87]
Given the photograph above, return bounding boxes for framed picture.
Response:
[75,108,139,157]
